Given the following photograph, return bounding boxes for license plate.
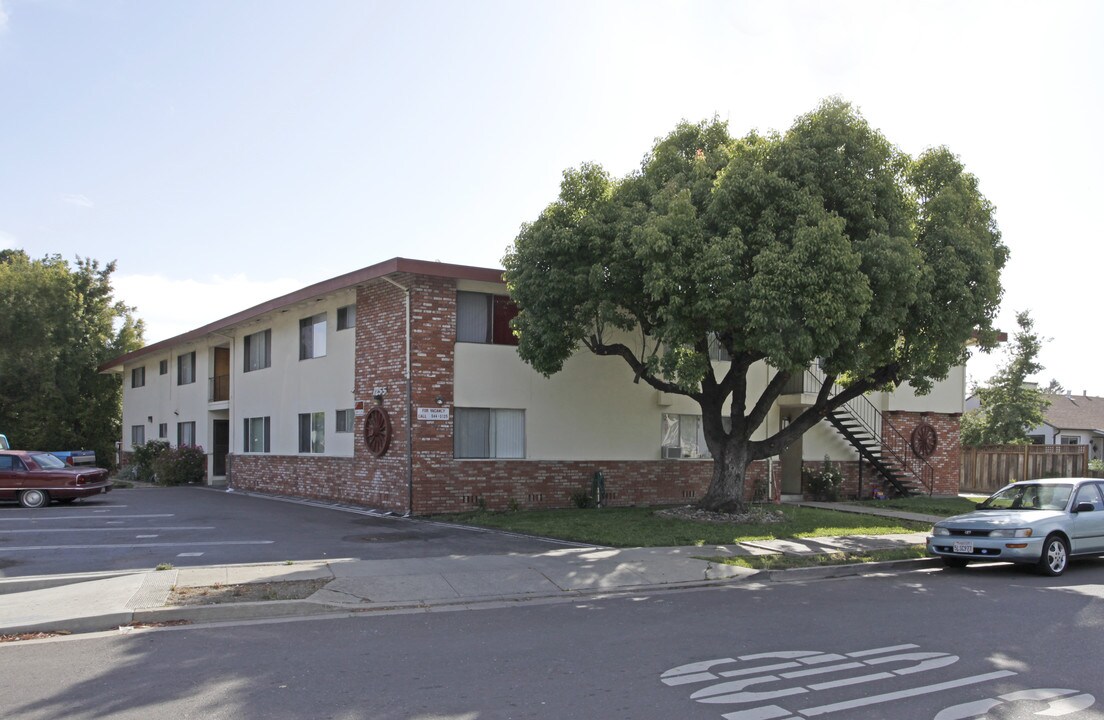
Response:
[953,541,974,554]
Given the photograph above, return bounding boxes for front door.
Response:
[212,420,229,477]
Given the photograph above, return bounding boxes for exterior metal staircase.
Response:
[792,367,934,497]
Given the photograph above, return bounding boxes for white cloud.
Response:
[0,1,9,34]
[113,273,305,344]
[62,193,95,209]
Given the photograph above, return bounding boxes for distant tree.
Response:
[1040,378,1065,395]
[504,99,1007,511]
[0,250,143,467]
[961,311,1049,446]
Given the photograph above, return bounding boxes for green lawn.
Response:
[434,505,932,548]
[849,496,986,517]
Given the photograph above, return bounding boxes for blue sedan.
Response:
[927,478,1104,576]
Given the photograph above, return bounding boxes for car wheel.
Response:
[1036,534,1069,576]
[942,557,968,568]
[19,489,50,508]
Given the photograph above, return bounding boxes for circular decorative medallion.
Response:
[910,422,938,459]
[364,406,392,457]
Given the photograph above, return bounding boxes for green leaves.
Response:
[505,98,1006,443]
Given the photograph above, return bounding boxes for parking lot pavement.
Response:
[0,486,574,578]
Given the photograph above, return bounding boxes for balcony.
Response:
[209,374,230,403]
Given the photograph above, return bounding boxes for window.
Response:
[131,366,146,388]
[661,414,719,459]
[244,329,272,372]
[1028,435,1046,445]
[0,455,26,471]
[158,423,167,439]
[456,292,518,345]
[178,352,196,385]
[299,314,327,360]
[454,408,525,458]
[298,411,325,453]
[336,408,355,433]
[1074,483,1104,512]
[131,425,145,446]
[177,421,196,447]
[159,359,169,375]
[1061,436,1081,445]
[244,417,271,453]
[708,333,731,362]
[337,304,356,331]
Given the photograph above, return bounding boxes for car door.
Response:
[0,454,27,500]
[1069,482,1104,554]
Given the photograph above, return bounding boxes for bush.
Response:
[150,445,208,486]
[570,488,594,509]
[129,440,170,482]
[804,455,844,501]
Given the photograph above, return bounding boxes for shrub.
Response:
[804,455,844,501]
[129,440,170,482]
[570,488,594,509]
[151,445,208,486]
[1088,458,1104,473]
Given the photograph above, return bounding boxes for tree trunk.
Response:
[698,440,752,512]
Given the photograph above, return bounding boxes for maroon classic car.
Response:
[0,450,112,508]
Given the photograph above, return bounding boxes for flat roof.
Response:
[100,257,504,372]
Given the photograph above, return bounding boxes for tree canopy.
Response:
[0,250,143,467]
[961,311,1051,446]
[504,99,1007,509]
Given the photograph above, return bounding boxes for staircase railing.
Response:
[793,366,934,496]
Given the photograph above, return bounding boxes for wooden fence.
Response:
[960,444,1090,494]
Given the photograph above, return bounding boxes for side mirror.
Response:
[1073,502,1095,514]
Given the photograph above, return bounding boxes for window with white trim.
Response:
[1061,435,1081,445]
[244,329,271,372]
[336,408,355,433]
[298,411,325,453]
[244,417,271,453]
[131,366,146,388]
[454,408,525,458]
[299,314,327,360]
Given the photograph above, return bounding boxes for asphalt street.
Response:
[0,486,569,577]
[2,559,1103,719]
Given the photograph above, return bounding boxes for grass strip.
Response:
[703,545,929,571]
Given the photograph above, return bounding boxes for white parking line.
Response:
[177,552,204,557]
[0,514,174,522]
[136,535,158,539]
[0,527,215,534]
[0,541,274,550]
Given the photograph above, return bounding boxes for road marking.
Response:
[934,689,1096,720]
[0,526,215,534]
[0,514,175,522]
[795,671,1018,716]
[136,535,158,538]
[0,541,274,550]
[177,552,204,557]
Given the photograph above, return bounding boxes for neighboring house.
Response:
[964,387,1104,461]
[100,258,967,514]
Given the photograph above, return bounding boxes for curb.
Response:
[761,556,942,583]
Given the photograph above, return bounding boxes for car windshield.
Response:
[978,483,1072,511]
[29,453,67,469]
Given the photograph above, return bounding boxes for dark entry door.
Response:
[212,420,229,476]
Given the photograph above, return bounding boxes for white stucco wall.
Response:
[121,344,211,452]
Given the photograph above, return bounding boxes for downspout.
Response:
[381,276,414,517]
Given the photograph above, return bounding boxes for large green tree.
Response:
[0,250,143,467]
[504,99,1007,510]
[961,311,1050,446]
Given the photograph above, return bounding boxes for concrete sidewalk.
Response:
[0,527,934,636]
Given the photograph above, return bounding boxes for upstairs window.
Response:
[300,314,327,360]
[337,304,356,331]
[159,359,168,375]
[178,352,196,385]
[131,366,146,388]
[456,292,518,345]
[244,329,272,372]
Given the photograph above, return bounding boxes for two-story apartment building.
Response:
[101,257,967,514]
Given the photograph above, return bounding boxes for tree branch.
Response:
[583,339,700,399]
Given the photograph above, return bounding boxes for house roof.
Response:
[1043,393,1104,434]
[99,257,505,373]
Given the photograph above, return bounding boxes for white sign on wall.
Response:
[417,407,450,421]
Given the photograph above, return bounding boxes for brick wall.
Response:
[230,453,359,503]
[883,411,961,496]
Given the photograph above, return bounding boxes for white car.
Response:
[927,478,1104,576]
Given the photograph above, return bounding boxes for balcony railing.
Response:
[209,374,230,402]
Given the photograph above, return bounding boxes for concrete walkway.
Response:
[0,506,937,637]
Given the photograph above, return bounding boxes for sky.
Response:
[1,0,1101,395]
